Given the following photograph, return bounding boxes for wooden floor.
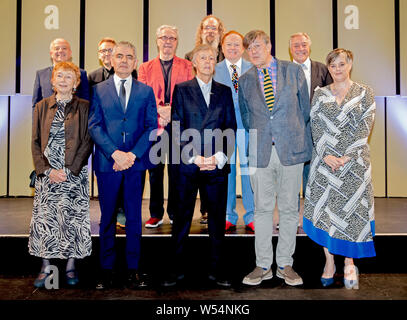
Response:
[0,197,406,236]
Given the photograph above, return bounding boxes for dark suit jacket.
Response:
[171,78,237,174]
[310,60,333,101]
[239,59,312,167]
[88,76,157,173]
[32,66,90,107]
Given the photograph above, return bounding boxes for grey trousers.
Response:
[250,146,303,269]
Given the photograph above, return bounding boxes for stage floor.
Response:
[0,197,406,236]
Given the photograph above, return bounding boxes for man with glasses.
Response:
[88,38,138,93]
[185,15,225,64]
[32,38,89,107]
[238,30,312,287]
[138,25,194,228]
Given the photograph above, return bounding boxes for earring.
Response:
[72,87,77,93]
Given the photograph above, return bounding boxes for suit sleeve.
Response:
[88,89,118,159]
[69,102,94,175]
[77,70,90,101]
[32,71,43,108]
[130,87,158,158]
[31,102,51,174]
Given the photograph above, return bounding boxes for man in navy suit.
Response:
[214,31,255,232]
[32,38,89,107]
[88,41,157,289]
[162,44,237,287]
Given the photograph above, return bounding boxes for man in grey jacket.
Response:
[238,30,312,287]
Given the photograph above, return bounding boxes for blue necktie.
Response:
[119,79,126,111]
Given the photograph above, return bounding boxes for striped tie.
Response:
[262,68,275,112]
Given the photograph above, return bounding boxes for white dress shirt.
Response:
[294,57,311,98]
[113,73,133,110]
[225,58,242,79]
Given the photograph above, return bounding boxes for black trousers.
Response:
[171,169,228,275]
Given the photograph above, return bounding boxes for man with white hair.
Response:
[32,38,89,107]
[138,25,194,228]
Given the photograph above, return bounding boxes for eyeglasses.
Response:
[158,36,177,42]
[203,26,218,31]
[98,48,113,54]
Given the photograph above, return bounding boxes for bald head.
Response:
[49,38,72,65]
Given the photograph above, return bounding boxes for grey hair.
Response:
[289,32,312,47]
[191,44,217,64]
[112,41,137,58]
[156,25,179,39]
[49,38,71,51]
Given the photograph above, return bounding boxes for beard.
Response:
[203,34,220,48]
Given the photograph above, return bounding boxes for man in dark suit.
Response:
[162,44,237,287]
[289,32,333,198]
[32,38,89,107]
[88,37,138,229]
[88,41,157,289]
[239,30,312,287]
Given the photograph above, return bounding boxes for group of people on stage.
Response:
[29,14,376,291]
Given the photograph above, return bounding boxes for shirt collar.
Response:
[225,58,242,71]
[293,57,311,70]
[113,73,132,86]
[196,76,212,91]
[256,56,275,72]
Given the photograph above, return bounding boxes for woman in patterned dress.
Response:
[30,61,93,288]
[303,49,376,289]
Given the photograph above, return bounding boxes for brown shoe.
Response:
[276,265,303,286]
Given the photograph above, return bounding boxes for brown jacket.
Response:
[32,94,93,176]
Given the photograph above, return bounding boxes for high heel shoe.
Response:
[34,272,52,288]
[66,269,79,286]
[344,265,359,290]
[320,265,336,287]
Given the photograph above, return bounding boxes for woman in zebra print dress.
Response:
[303,49,376,290]
[30,61,93,288]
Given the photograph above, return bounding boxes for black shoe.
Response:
[208,274,232,288]
[127,270,148,289]
[96,269,113,290]
[161,273,185,287]
[200,213,208,224]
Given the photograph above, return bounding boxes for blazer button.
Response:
[123,118,127,121]
[270,116,274,120]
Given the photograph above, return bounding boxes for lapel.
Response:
[44,95,58,150]
[241,59,252,75]
[105,76,125,113]
[125,79,139,114]
[190,78,210,118]
[202,79,221,129]
[219,60,232,87]
[274,58,283,107]
[310,60,318,96]
[170,56,180,102]
[152,57,165,105]
[248,66,269,113]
